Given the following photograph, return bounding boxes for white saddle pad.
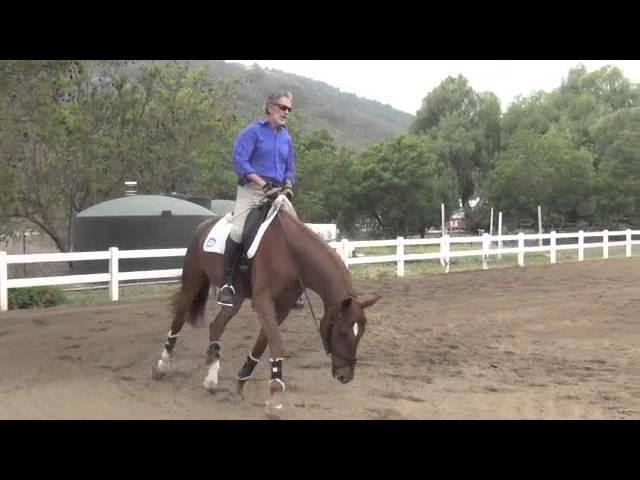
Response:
[202,195,295,259]
[202,213,232,255]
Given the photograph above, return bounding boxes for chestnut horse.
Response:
[151,195,379,410]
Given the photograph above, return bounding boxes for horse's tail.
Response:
[173,225,214,328]
[184,273,211,327]
[170,270,211,329]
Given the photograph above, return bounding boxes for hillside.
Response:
[132,60,414,149]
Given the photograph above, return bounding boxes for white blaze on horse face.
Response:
[353,322,359,337]
[203,360,220,392]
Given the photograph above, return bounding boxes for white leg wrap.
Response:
[156,349,171,373]
[270,378,286,391]
[203,360,221,392]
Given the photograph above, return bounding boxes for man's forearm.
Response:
[245,173,267,188]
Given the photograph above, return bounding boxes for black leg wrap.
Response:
[164,334,178,353]
[237,355,259,381]
[207,341,222,366]
[270,358,283,381]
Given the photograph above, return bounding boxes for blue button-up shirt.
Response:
[232,119,295,185]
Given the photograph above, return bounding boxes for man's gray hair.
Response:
[265,91,293,114]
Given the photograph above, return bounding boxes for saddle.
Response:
[202,195,294,270]
[237,199,273,271]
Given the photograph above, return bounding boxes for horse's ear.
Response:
[360,295,381,309]
[341,297,353,311]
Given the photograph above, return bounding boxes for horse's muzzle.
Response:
[332,364,354,384]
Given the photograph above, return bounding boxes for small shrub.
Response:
[8,286,66,310]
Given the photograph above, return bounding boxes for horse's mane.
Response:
[277,211,355,296]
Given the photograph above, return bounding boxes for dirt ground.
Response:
[1,258,638,420]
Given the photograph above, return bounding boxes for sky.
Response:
[226,60,640,115]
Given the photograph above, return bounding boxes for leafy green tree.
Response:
[0,61,241,251]
[0,60,91,250]
[0,165,17,240]
[501,91,561,141]
[292,129,356,224]
[348,135,457,237]
[485,130,594,228]
[590,107,640,224]
[132,62,241,199]
[411,75,501,208]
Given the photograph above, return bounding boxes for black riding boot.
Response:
[217,236,243,307]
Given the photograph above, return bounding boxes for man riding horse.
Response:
[217,91,296,307]
[152,90,379,413]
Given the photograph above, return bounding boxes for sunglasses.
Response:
[273,103,293,113]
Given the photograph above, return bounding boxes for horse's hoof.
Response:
[266,387,285,411]
[264,400,284,419]
[203,378,219,393]
[265,410,283,420]
[151,364,166,380]
[265,399,284,410]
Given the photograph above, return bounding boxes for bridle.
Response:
[298,280,358,367]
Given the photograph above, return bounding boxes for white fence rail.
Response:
[1,229,639,311]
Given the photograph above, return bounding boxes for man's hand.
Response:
[262,182,281,200]
[282,179,294,201]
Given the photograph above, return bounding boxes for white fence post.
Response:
[444,235,451,273]
[0,251,8,312]
[626,229,632,258]
[109,247,119,302]
[517,232,525,267]
[550,231,557,264]
[340,238,350,266]
[498,212,503,260]
[396,236,405,277]
[578,230,584,262]
[603,230,609,259]
[439,235,451,272]
[538,205,543,248]
[482,233,490,270]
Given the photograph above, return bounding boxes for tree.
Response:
[347,135,457,237]
[551,64,640,151]
[0,60,93,251]
[501,91,561,142]
[292,129,356,224]
[0,61,241,252]
[0,165,17,240]
[411,75,501,208]
[494,64,640,228]
[590,107,640,224]
[484,130,594,229]
[132,62,242,199]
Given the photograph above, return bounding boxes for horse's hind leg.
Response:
[152,269,211,380]
[202,298,245,392]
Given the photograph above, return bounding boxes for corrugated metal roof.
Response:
[77,195,214,217]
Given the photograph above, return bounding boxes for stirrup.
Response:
[217,284,236,307]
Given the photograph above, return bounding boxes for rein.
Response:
[274,205,357,366]
[296,277,326,352]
